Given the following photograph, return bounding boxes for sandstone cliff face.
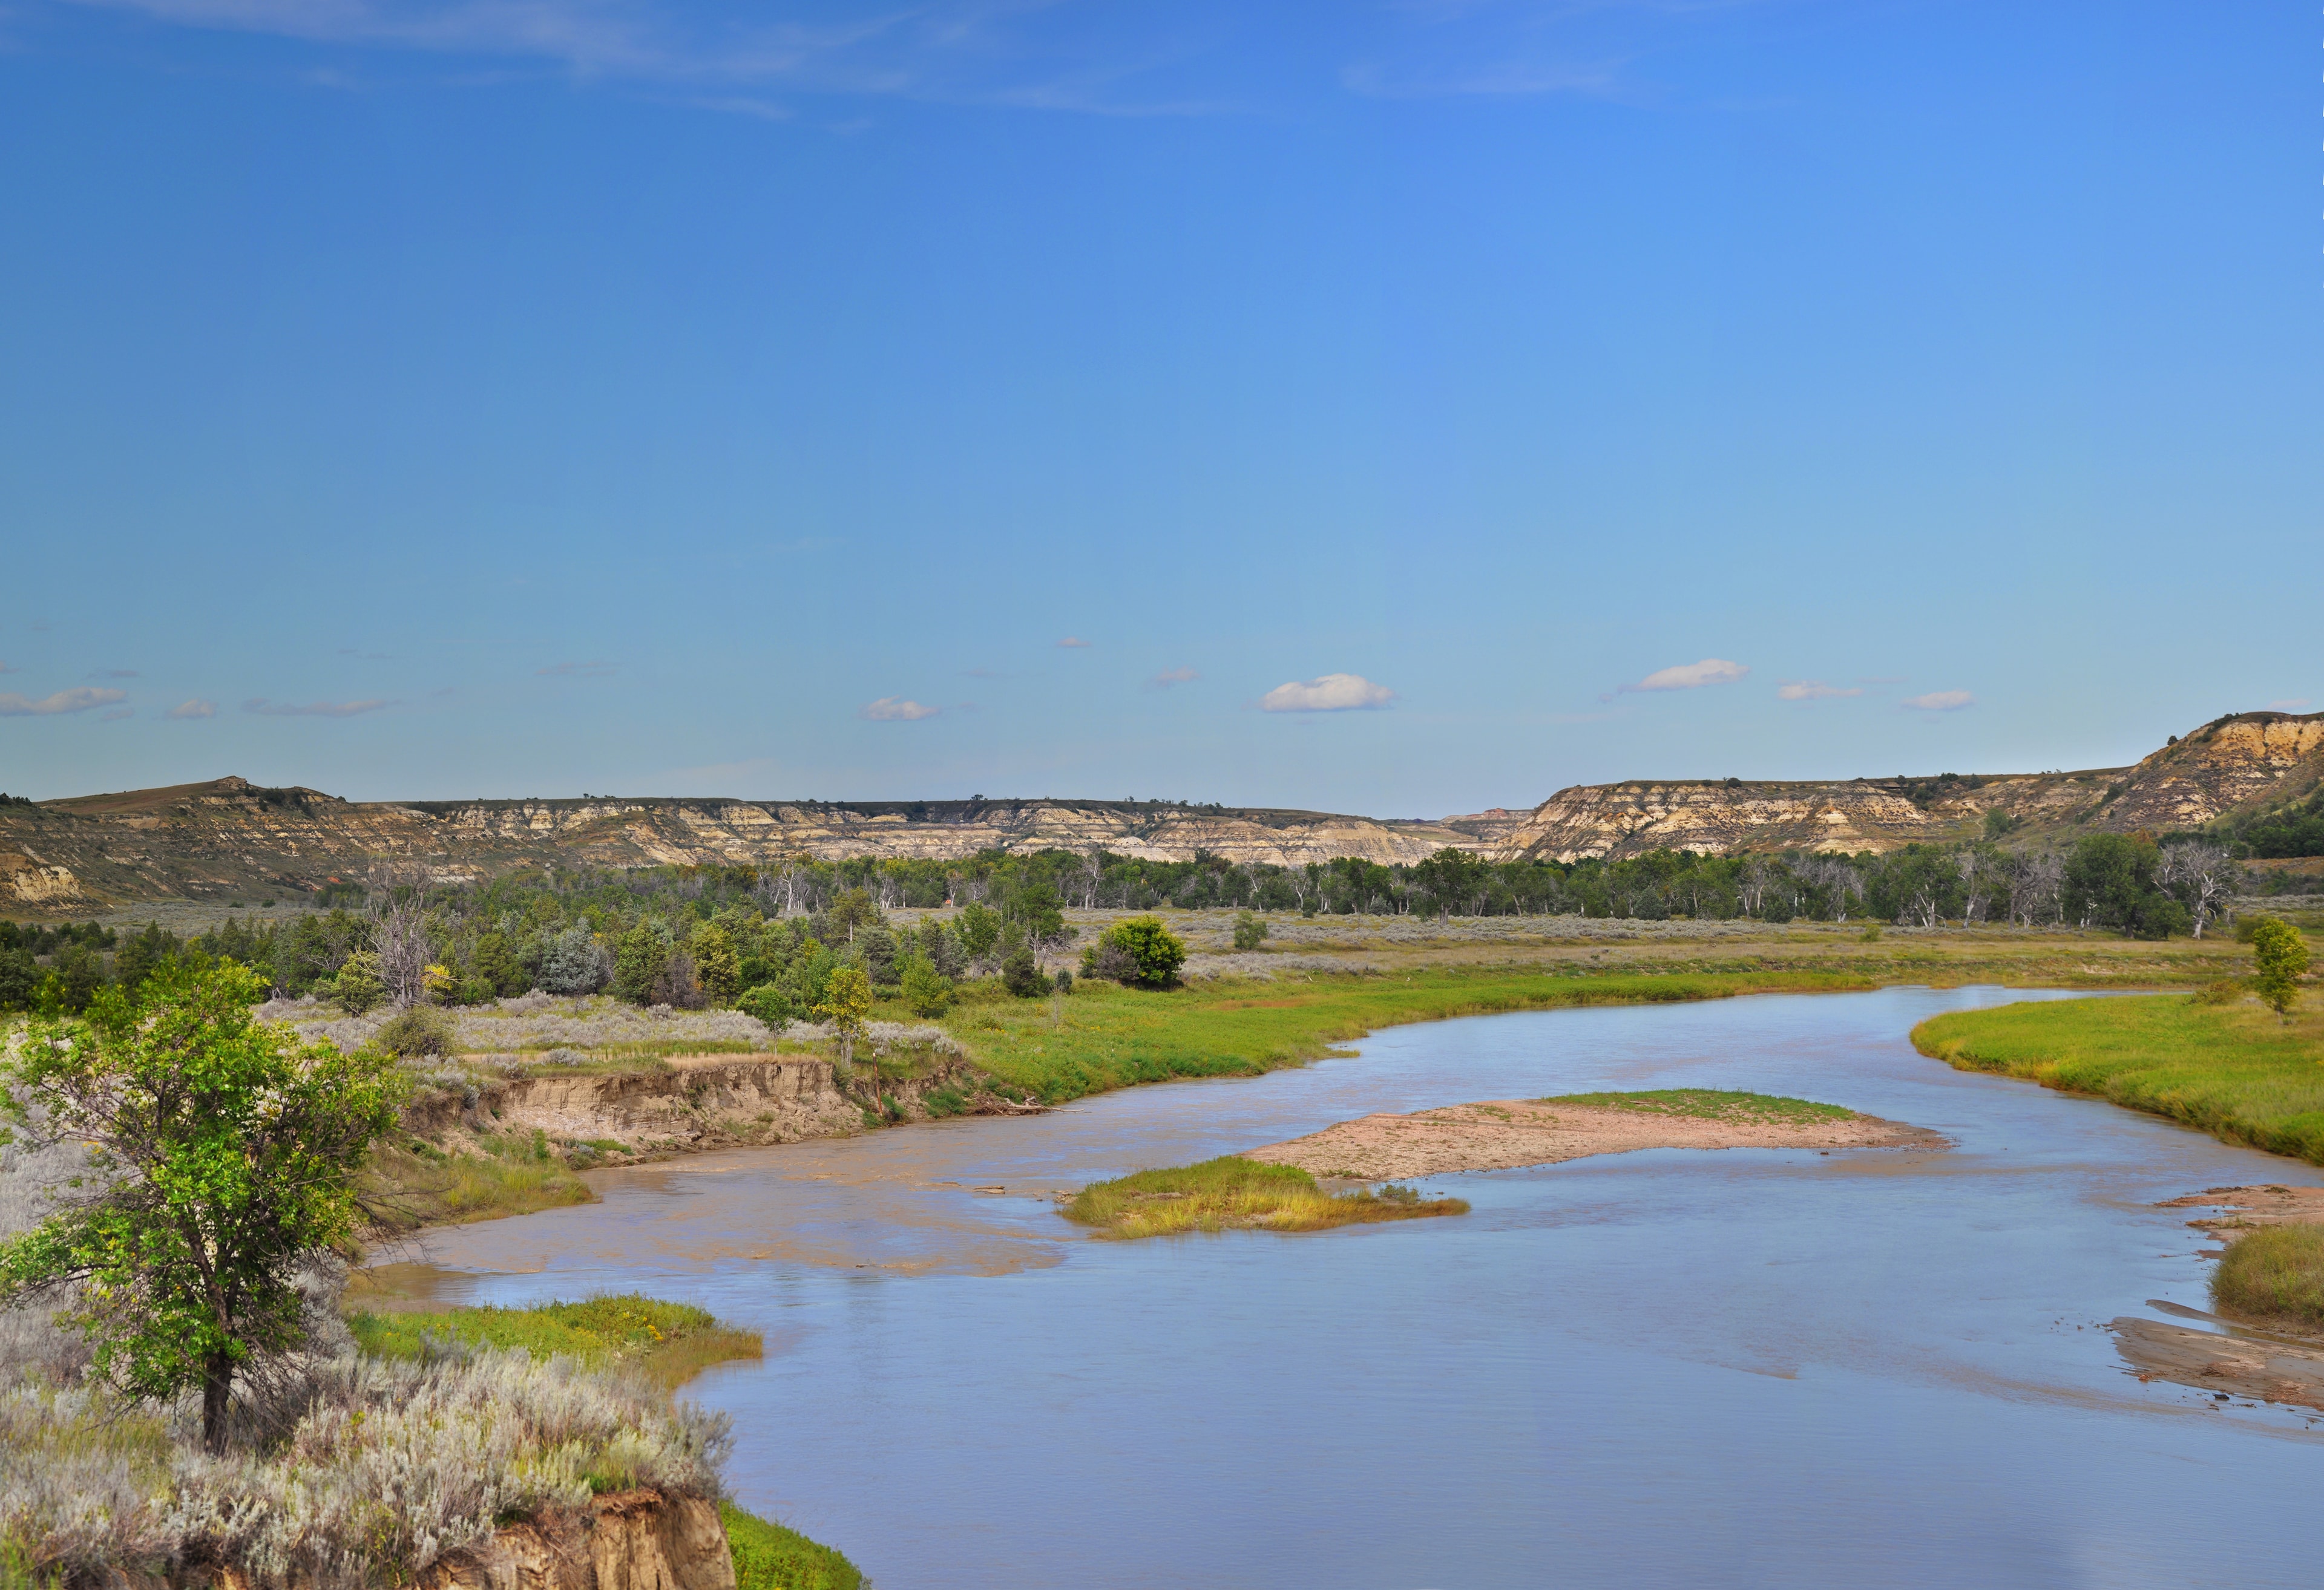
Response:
[414,1489,735,1590]
[1496,710,2324,862]
[0,779,1515,908]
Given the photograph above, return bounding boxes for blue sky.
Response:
[1,1,2316,814]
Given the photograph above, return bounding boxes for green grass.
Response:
[1062,1155,1468,1239]
[2211,1224,2324,1328]
[362,1131,596,1231]
[723,1502,864,1590]
[943,966,1888,1106]
[1912,995,2324,1163]
[1537,1088,1857,1124]
[347,1294,762,1392]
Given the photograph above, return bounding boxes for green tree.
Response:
[814,964,874,1072]
[898,952,954,1018]
[112,923,182,996]
[612,921,672,1004]
[954,901,1000,966]
[1005,880,1067,946]
[330,950,385,1016]
[1085,914,1187,989]
[691,923,741,1005]
[1412,848,1486,918]
[0,958,403,1452]
[1232,911,1269,952]
[737,983,792,1033]
[2250,918,2312,1021]
[0,945,38,1012]
[2063,834,2190,938]
[1000,944,1046,998]
[823,888,885,944]
[470,929,524,998]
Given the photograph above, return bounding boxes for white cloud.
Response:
[1057,636,1092,649]
[859,696,940,721]
[1147,667,1200,690]
[243,697,395,718]
[1620,658,1749,693]
[0,687,128,716]
[1258,673,1396,713]
[1777,680,1863,701]
[166,699,217,719]
[1901,690,1975,713]
[2268,698,2312,713]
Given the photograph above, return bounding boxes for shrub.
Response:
[1000,947,1046,999]
[898,954,953,1018]
[2211,1223,2324,1326]
[331,952,385,1016]
[1231,911,1269,952]
[735,984,790,1035]
[1081,915,1186,989]
[375,1005,457,1058]
[2250,918,2311,1021]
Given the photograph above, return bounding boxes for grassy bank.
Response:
[945,966,1886,1105]
[1063,1156,1468,1238]
[347,1293,762,1392]
[1538,1088,1858,1124]
[724,1502,864,1590]
[361,1130,594,1231]
[1911,995,2324,1164]
[2213,1225,2324,1329]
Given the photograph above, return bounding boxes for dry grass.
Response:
[2211,1224,2324,1329]
[1062,1156,1468,1240]
[361,1135,593,1232]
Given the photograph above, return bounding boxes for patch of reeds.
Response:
[2211,1223,2324,1328]
[1537,1088,1857,1124]
[1063,1156,1466,1240]
[348,1295,761,1393]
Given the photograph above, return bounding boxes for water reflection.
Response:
[399,987,2324,1589]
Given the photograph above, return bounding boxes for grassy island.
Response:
[1534,1088,1857,1125]
[1063,1156,1468,1238]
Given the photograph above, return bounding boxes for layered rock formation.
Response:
[1498,710,2324,862]
[4,711,2316,908]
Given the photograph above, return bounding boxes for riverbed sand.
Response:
[1246,1099,1937,1181]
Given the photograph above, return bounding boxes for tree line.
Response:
[0,830,2259,1018]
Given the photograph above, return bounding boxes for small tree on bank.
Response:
[2250,918,2312,1022]
[0,958,403,1452]
[815,964,873,1074]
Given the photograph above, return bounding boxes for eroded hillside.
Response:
[4,711,2314,910]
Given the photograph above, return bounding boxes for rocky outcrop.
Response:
[1498,710,2324,862]
[415,1490,735,1590]
[0,778,1514,908]
[0,844,94,909]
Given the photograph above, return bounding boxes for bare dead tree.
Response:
[2007,850,2063,926]
[1739,856,1776,918]
[2155,842,2240,939]
[366,862,435,1007]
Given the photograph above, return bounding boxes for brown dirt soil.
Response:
[1246,1099,1938,1180]
[2105,1186,2324,1409]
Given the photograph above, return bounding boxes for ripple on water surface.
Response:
[400,986,2324,1590]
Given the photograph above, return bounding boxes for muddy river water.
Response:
[400,987,2324,1588]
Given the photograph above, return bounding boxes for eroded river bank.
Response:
[382,987,2324,1589]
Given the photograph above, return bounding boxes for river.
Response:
[399,986,2324,1589]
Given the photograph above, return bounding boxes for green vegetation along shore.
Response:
[348,1293,763,1392]
[1534,1088,1858,1124]
[2213,1225,2324,1330]
[1911,994,2324,1165]
[1063,1156,1468,1238]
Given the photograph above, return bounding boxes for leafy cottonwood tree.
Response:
[815,964,873,1072]
[2250,918,2312,1022]
[0,958,402,1451]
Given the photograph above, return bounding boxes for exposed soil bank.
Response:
[2109,1185,2324,1409]
[1247,1098,1938,1180]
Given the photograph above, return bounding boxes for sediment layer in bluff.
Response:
[0,779,1528,908]
[3,710,2314,908]
[1502,709,2324,863]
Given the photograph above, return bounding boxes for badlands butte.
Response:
[3,708,2319,913]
